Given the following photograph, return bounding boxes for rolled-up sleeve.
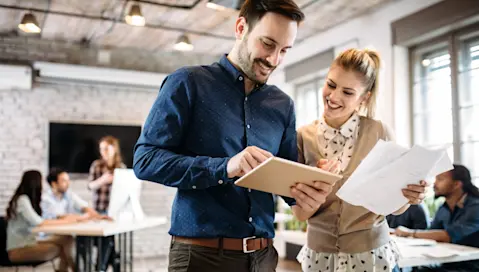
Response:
[133,68,230,190]
[17,195,44,226]
[445,203,479,243]
[71,191,88,212]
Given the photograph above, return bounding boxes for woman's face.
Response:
[322,65,370,127]
[99,141,115,161]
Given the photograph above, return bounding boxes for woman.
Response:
[87,135,125,271]
[6,170,78,272]
[87,135,125,213]
[292,48,427,272]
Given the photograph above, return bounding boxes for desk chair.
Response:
[0,216,56,272]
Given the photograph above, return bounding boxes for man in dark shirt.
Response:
[395,164,479,271]
[387,203,430,230]
[133,1,333,271]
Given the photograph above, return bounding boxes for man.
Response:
[133,1,333,271]
[395,164,479,271]
[42,168,113,271]
[42,167,101,220]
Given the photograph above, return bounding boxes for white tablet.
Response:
[234,157,342,198]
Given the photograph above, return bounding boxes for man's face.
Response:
[434,171,457,198]
[53,172,70,194]
[236,12,298,84]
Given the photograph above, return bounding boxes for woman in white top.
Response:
[291,48,428,272]
[6,170,80,272]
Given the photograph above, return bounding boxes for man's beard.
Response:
[237,37,275,85]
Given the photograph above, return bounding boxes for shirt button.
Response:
[192,185,196,189]
[245,97,248,101]
[248,189,251,192]
[239,76,243,81]
[249,217,252,222]
[247,124,251,129]
[218,180,223,185]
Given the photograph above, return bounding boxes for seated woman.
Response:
[387,203,430,230]
[6,170,80,272]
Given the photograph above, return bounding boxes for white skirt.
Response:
[296,240,400,272]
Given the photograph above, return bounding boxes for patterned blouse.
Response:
[297,112,400,272]
[316,112,360,172]
[88,159,125,213]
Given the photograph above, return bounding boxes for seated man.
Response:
[42,167,101,220]
[387,203,430,230]
[42,168,110,270]
[395,164,479,271]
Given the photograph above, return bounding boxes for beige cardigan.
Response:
[297,116,394,254]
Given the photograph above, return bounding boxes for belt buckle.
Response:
[242,236,257,253]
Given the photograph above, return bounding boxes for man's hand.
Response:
[290,181,333,213]
[402,180,428,204]
[227,146,273,178]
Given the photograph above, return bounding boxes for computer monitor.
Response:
[108,168,144,221]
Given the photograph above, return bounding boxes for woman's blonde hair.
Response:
[332,48,381,118]
[99,135,123,169]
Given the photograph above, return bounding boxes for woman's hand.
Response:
[317,159,341,174]
[402,180,428,204]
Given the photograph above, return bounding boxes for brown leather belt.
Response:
[172,236,273,253]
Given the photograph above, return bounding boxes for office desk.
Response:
[276,230,479,268]
[33,216,167,272]
[394,236,479,268]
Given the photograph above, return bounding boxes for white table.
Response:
[394,236,479,268]
[276,230,479,268]
[33,216,167,272]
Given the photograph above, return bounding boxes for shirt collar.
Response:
[45,186,67,202]
[219,54,244,82]
[319,112,360,140]
[457,193,468,209]
[218,54,266,90]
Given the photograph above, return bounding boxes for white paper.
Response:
[336,140,453,215]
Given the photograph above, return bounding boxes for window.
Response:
[459,37,479,185]
[411,26,479,185]
[295,77,325,128]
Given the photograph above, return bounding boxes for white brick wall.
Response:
[0,81,176,258]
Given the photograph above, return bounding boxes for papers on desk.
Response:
[336,140,453,215]
[393,235,437,247]
[393,236,461,259]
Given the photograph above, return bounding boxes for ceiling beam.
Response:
[0,4,235,41]
[131,0,202,9]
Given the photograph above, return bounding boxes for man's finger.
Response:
[252,146,273,159]
[240,158,253,174]
[243,152,259,169]
[249,148,270,163]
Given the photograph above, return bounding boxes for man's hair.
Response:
[451,164,479,197]
[239,0,305,32]
[47,167,66,186]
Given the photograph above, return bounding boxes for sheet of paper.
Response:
[336,140,453,215]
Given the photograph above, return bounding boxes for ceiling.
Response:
[0,0,393,56]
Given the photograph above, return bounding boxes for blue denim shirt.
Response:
[430,194,479,247]
[134,55,297,239]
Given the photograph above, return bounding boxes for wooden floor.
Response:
[0,257,302,272]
